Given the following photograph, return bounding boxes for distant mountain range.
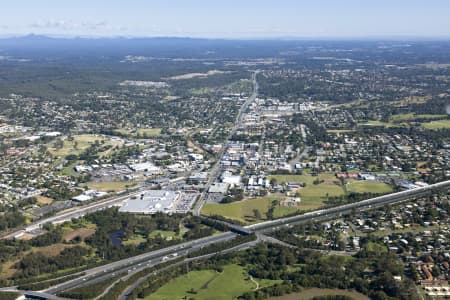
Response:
[0,34,449,60]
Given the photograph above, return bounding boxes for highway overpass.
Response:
[9,180,450,298]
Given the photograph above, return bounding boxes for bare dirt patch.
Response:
[165,70,231,80]
[36,196,54,205]
[63,228,96,242]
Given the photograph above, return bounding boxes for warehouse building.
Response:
[119,190,180,214]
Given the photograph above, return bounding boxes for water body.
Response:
[109,229,124,248]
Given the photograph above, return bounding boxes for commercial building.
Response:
[119,190,180,214]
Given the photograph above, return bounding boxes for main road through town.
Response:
[1,71,259,238]
[193,70,259,216]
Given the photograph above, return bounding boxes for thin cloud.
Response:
[29,19,110,31]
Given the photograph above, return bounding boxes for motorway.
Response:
[51,180,449,296]
[43,232,237,294]
[1,189,143,239]
[247,180,450,232]
[18,180,444,296]
[193,70,259,216]
[117,240,258,300]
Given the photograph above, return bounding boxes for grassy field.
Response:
[202,197,271,223]
[48,134,122,158]
[122,235,148,246]
[148,230,181,240]
[0,291,22,300]
[358,120,407,128]
[0,222,96,281]
[123,230,182,246]
[136,128,162,136]
[346,180,393,194]
[202,194,324,224]
[326,129,355,134]
[61,161,78,177]
[422,119,450,130]
[86,181,136,192]
[202,173,345,223]
[0,259,19,280]
[190,87,214,95]
[145,264,281,300]
[269,173,346,199]
[389,113,447,122]
[273,199,324,218]
[114,128,161,137]
[33,243,73,257]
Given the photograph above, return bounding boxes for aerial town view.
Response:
[0,1,449,300]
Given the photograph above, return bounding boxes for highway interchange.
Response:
[2,179,447,299]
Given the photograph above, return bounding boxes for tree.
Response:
[253,209,262,220]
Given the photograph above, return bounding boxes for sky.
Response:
[1,0,450,39]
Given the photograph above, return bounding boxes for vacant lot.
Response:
[145,264,280,300]
[165,70,230,80]
[87,181,136,192]
[347,180,393,194]
[36,196,54,205]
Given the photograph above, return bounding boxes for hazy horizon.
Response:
[1,0,450,39]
